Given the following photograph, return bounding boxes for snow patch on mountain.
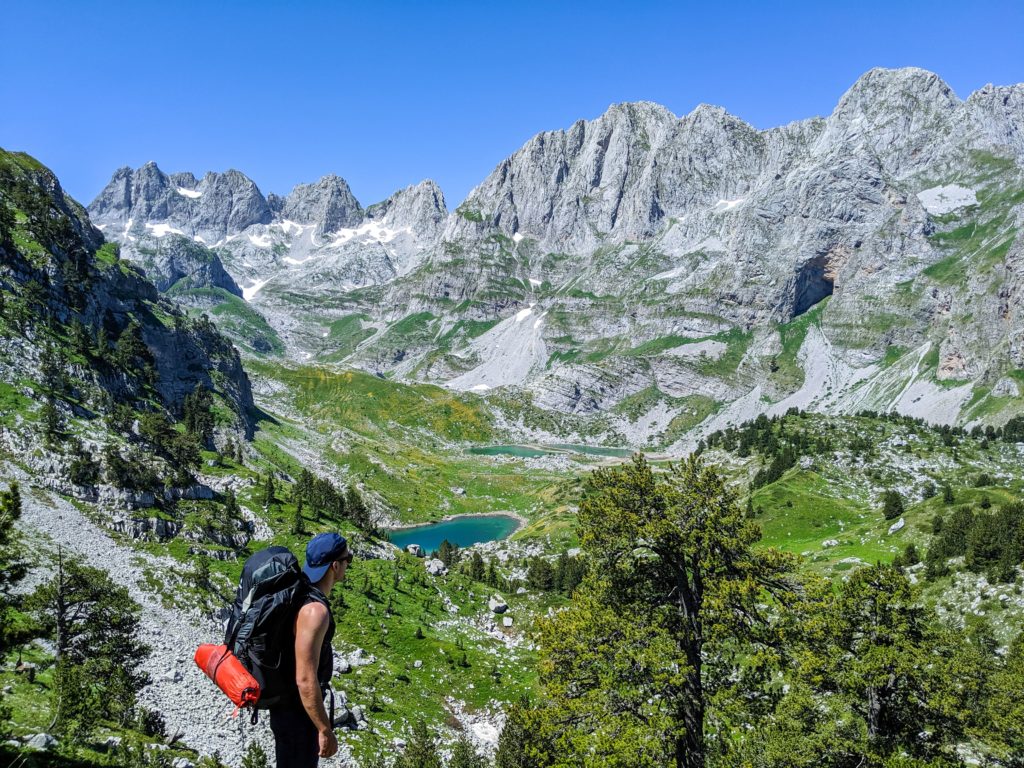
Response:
[324,221,410,248]
[714,197,745,212]
[175,186,203,199]
[916,184,978,215]
[242,278,270,301]
[145,222,185,238]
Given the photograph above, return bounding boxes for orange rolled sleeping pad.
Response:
[194,644,261,709]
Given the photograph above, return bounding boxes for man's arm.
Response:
[295,601,338,758]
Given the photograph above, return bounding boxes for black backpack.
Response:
[224,546,327,710]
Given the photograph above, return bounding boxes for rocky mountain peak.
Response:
[88,165,271,243]
[815,67,961,174]
[366,179,447,240]
[279,174,363,235]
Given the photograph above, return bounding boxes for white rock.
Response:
[488,595,509,614]
[26,733,58,750]
[425,558,448,576]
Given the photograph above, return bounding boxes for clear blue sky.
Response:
[2,1,1021,209]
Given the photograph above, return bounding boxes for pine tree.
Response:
[182,384,214,446]
[394,719,442,768]
[0,483,27,658]
[27,549,150,733]
[495,696,552,768]
[535,455,796,768]
[882,489,905,520]
[262,474,276,508]
[468,551,486,582]
[345,485,368,527]
[241,741,270,768]
[449,738,487,768]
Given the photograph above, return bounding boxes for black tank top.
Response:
[280,587,335,706]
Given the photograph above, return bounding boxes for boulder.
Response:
[425,558,448,576]
[26,733,58,751]
[502,616,514,627]
[488,595,508,614]
[406,544,422,557]
[888,518,905,535]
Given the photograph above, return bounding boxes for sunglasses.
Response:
[338,551,354,565]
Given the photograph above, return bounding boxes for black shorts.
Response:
[269,705,319,768]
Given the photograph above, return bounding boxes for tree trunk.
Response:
[676,673,705,768]
[54,546,66,662]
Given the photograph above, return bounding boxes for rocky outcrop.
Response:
[118,234,242,297]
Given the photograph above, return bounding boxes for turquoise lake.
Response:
[468,443,632,458]
[468,445,552,458]
[388,514,521,552]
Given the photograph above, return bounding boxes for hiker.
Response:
[271,532,352,767]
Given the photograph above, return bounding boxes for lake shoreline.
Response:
[385,511,526,552]
[387,509,528,535]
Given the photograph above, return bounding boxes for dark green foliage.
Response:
[739,565,984,765]
[394,718,442,768]
[535,455,797,768]
[26,550,150,734]
[1002,415,1024,442]
[345,485,370,528]
[495,696,551,768]
[293,468,351,523]
[40,399,64,445]
[182,384,215,446]
[526,556,554,591]
[942,484,955,504]
[467,551,486,582]
[449,738,487,768]
[975,472,993,487]
[240,742,270,768]
[0,483,26,658]
[262,474,276,507]
[223,488,240,517]
[67,438,101,486]
[552,552,586,595]
[435,539,460,568]
[893,542,921,568]
[136,409,202,484]
[102,443,160,491]
[882,489,905,521]
[926,502,1024,583]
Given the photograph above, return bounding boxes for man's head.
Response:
[302,532,352,586]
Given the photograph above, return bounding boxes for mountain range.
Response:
[88,67,1024,449]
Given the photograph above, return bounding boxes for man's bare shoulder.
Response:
[296,599,330,629]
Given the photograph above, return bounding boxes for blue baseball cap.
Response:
[303,533,349,582]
